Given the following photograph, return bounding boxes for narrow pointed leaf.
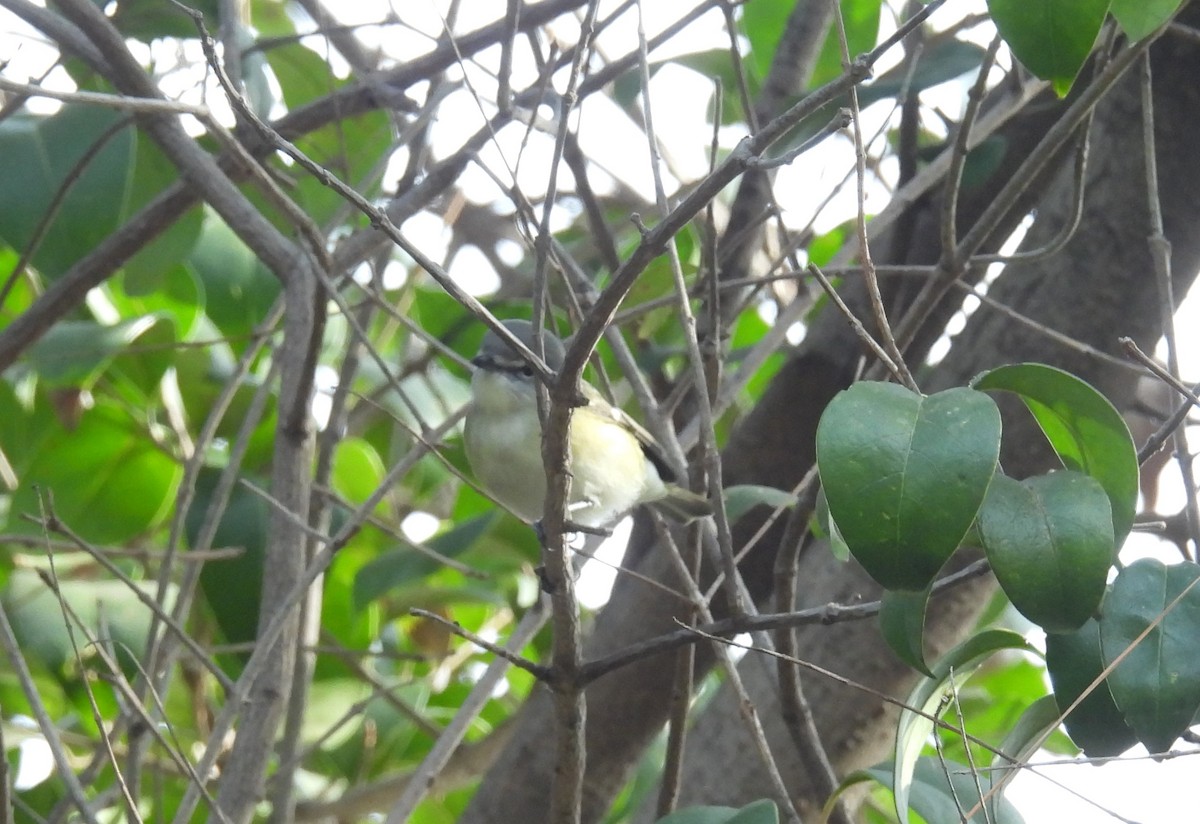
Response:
[1099,558,1200,753]
[723,484,796,524]
[986,695,1062,818]
[894,629,1034,823]
[858,758,1025,824]
[353,513,496,609]
[817,382,1000,591]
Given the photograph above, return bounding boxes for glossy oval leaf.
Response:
[1045,619,1138,758]
[122,140,205,293]
[978,471,1113,632]
[987,0,1108,96]
[6,401,181,544]
[1111,0,1184,41]
[973,363,1137,545]
[0,105,135,279]
[816,382,1001,591]
[187,211,282,340]
[332,437,387,507]
[26,317,162,387]
[1,569,176,675]
[895,629,1034,824]
[1099,558,1200,754]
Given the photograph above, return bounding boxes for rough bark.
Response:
[646,20,1200,817]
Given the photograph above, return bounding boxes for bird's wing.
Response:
[578,383,678,483]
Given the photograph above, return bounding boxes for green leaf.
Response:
[1111,0,1183,41]
[960,135,1009,192]
[944,657,1073,765]
[880,587,933,676]
[978,471,1113,632]
[973,363,1137,545]
[986,695,1062,818]
[268,40,344,111]
[894,629,1034,824]
[112,264,203,341]
[816,383,1001,591]
[857,758,1025,824]
[809,0,883,89]
[287,109,394,227]
[723,484,795,524]
[122,138,203,293]
[1045,618,1138,757]
[332,437,386,507]
[739,1,792,81]
[110,0,219,39]
[107,313,178,401]
[864,40,988,101]
[655,800,778,824]
[187,210,282,339]
[5,401,182,544]
[186,469,268,648]
[814,487,851,561]
[987,0,1109,96]
[807,226,847,267]
[0,105,136,279]
[1,569,175,675]
[353,513,497,609]
[1099,558,1200,753]
[25,317,163,387]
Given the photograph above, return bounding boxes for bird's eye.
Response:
[520,365,534,377]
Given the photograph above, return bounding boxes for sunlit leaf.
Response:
[809,0,883,89]
[894,629,1034,824]
[5,401,181,544]
[853,758,1025,824]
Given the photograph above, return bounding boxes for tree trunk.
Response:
[461,14,1200,823]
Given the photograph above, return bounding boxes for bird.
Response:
[463,319,712,531]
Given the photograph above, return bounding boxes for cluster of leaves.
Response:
[816,364,1200,819]
[0,4,557,821]
[989,0,1184,94]
[0,0,1196,821]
